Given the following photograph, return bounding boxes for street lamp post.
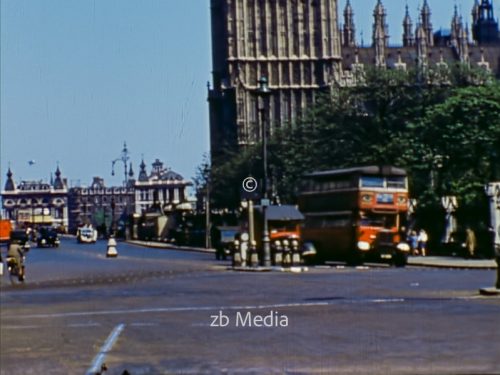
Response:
[111,198,116,236]
[256,76,272,267]
[112,142,131,187]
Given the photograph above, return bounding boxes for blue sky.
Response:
[1,0,498,188]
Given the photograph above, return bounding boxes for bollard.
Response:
[232,240,241,267]
[291,239,301,266]
[240,232,249,268]
[272,241,283,266]
[106,237,118,258]
[282,239,291,267]
[249,241,259,267]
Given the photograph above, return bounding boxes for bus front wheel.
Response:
[347,251,364,267]
[393,253,408,267]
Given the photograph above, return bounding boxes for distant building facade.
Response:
[209,0,500,158]
[208,0,342,158]
[1,157,193,238]
[67,177,135,235]
[134,159,193,214]
[340,0,500,83]
[1,167,69,230]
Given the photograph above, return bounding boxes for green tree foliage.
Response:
[203,66,500,219]
[410,83,500,205]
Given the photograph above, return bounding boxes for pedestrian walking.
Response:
[465,227,477,258]
[408,230,418,256]
[417,229,428,256]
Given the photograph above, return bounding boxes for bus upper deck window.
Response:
[360,176,384,188]
[387,177,406,189]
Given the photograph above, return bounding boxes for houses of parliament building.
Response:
[208,0,500,158]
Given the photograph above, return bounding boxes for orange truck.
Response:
[0,219,13,244]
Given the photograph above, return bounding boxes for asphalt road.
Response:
[1,238,499,375]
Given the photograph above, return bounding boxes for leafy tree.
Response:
[199,66,500,235]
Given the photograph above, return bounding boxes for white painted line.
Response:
[2,323,101,330]
[85,323,125,375]
[67,322,101,328]
[371,298,405,303]
[129,322,158,327]
[3,302,330,320]
[6,296,477,322]
[2,325,45,330]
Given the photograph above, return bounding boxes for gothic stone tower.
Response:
[208,0,342,160]
[472,0,500,44]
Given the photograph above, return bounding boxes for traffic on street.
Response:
[1,237,499,374]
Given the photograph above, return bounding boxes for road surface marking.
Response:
[3,302,331,319]
[85,323,125,375]
[130,322,158,327]
[2,324,46,330]
[68,322,101,328]
[3,295,482,321]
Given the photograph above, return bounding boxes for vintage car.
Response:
[213,226,240,260]
[76,226,98,244]
[37,227,60,248]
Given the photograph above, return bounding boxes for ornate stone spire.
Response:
[53,166,66,190]
[472,0,480,25]
[138,159,148,182]
[403,5,414,47]
[458,23,470,64]
[4,167,16,191]
[343,0,356,47]
[128,162,134,178]
[472,0,500,44]
[420,0,434,46]
[416,16,428,71]
[372,0,388,67]
[450,5,461,48]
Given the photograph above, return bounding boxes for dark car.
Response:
[37,227,60,248]
[214,226,240,260]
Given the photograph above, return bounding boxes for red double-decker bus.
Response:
[298,166,410,266]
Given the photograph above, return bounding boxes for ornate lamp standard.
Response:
[255,76,272,267]
[111,142,131,187]
[111,142,133,237]
[110,197,116,236]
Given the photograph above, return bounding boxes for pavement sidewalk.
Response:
[126,240,215,254]
[126,240,497,269]
[407,256,497,269]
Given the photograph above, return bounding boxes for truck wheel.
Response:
[347,252,364,267]
[393,254,407,267]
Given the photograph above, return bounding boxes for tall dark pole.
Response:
[111,198,116,236]
[256,76,272,267]
[112,142,130,187]
[205,168,211,249]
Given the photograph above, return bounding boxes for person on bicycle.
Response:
[7,237,26,280]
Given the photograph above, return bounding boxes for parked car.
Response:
[37,227,60,248]
[77,226,98,243]
[214,226,239,260]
